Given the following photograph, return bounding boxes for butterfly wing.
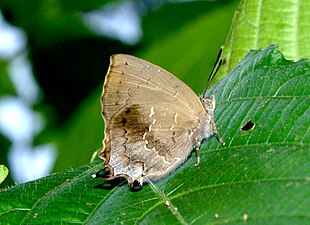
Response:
[100,54,207,185]
[102,54,205,123]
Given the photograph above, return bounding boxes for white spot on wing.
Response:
[143,132,147,140]
[173,113,178,123]
[149,107,155,117]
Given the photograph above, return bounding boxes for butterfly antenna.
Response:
[203,47,223,97]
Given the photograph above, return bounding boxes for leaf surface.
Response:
[0,165,8,184]
[217,0,310,84]
[0,45,309,224]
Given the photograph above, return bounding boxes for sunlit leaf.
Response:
[0,165,9,184]
[219,0,310,82]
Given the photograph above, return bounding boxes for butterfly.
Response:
[95,52,225,190]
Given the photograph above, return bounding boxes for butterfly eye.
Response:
[201,98,214,110]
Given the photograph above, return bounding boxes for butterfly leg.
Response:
[211,119,225,145]
[194,137,201,166]
[210,93,225,145]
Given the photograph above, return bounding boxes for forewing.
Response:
[101,54,205,123]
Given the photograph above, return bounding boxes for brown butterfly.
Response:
[95,53,225,190]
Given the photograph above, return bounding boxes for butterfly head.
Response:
[200,93,215,113]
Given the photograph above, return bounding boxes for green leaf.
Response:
[0,45,308,224]
[217,0,310,84]
[0,165,9,184]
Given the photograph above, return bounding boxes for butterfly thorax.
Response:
[198,95,216,140]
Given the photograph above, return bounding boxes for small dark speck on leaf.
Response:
[241,119,255,131]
